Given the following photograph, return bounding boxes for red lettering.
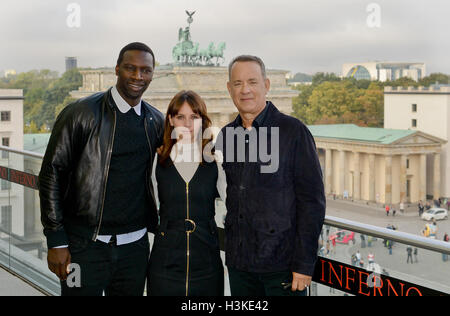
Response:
[0,167,7,179]
[320,259,326,283]
[358,271,371,296]
[386,279,401,296]
[406,287,423,296]
[345,267,356,290]
[20,173,26,185]
[10,170,18,183]
[27,174,35,187]
[328,262,343,288]
[373,275,384,296]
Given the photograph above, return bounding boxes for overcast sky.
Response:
[1,0,449,76]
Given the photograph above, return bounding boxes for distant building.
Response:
[4,70,17,78]
[71,65,297,128]
[0,89,24,237]
[65,57,78,72]
[384,84,450,199]
[287,72,313,87]
[23,133,51,242]
[311,124,445,204]
[343,62,426,82]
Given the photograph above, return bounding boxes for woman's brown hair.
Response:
[159,90,214,165]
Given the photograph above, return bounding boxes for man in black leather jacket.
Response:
[39,42,164,296]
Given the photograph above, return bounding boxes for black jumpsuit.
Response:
[147,157,224,296]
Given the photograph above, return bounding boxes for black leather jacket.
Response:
[39,88,164,248]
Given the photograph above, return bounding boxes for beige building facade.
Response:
[310,125,445,204]
[71,65,297,128]
[0,89,24,237]
[384,85,450,198]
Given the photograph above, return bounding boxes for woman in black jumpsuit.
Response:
[147,90,225,296]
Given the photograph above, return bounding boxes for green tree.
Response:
[292,84,314,124]
[292,74,385,127]
[24,121,39,134]
[312,72,341,86]
[384,77,418,88]
[419,73,449,86]
[355,82,384,127]
[3,68,82,129]
[55,96,76,118]
[41,68,82,127]
[306,81,363,125]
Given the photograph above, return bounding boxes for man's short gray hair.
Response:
[228,55,266,80]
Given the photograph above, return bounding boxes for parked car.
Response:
[329,230,355,244]
[421,208,448,221]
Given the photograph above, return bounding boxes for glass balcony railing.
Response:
[0,145,449,296]
[0,146,59,295]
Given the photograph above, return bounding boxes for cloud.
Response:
[0,0,448,75]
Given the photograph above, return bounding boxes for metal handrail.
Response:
[325,215,450,255]
[0,144,449,256]
[0,145,44,159]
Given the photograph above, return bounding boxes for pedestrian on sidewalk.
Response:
[361,234,366,248]
[418,201,424,217]
[368,252,375,269]
[443,233,449,262]
[331,237,337,255]
[351,253,357,266]
[400,201,405,214]
[385,205,390,216]
[387,240,393,255]
[429,220,438,239]
[392,208,397,217]
[319,242,325,258]
[359,258,365,268]
[434,199,440,207]
[407,247,413,264]
[414,248,418,263]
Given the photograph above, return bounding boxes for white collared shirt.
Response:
[111,85,142,116]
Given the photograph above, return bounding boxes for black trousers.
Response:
[228,267,307,296]
[60,233,150,296]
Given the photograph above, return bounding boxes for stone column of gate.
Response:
[385,155,392,205]
[434,152,441,200]
[353,152,361,200]
[339,150,345,197]
[368,154,375,202]
[325,149,332,195]
[419,154,427,202]
[400,155,408,203]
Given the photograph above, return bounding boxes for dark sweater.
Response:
[100,107,150,235]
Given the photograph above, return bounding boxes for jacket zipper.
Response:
[144,116,154,190]
[92,109,117,241]
[185,181,190,296]
[93,112,154,241]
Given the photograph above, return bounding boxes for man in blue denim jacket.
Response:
[218,55,325,296]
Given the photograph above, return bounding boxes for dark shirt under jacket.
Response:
[217,101,326,276]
